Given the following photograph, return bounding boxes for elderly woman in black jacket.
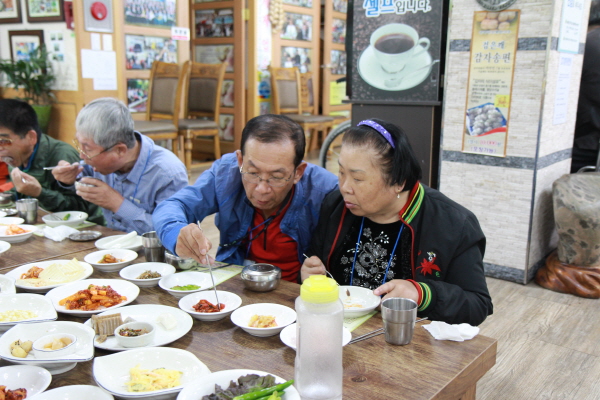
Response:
[301,119,493,325]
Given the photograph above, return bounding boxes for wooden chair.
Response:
[270,67,334,155]
[133,61,184,159]
[178,61,227,174]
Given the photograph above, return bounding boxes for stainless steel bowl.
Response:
[241,263,282,292]
[164,251,201,270]
[0,193,13,205]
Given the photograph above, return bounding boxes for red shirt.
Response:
[246,189,300,282]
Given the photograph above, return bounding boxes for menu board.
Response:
[350,0,444,103]
[462,10,520,157]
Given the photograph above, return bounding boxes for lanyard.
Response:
[350,217,404,287]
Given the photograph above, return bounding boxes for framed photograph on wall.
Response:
[125,35,177,70]
[194,44,234,72]
[281,46,312,72]
[8,29,43,61]
[0,0,22,24]
[283,0,312,8]
[221,79,234,107]
[195,8,234,38]
[25,0,64,22]
[127,79,149,113]
[124,0,176,28]
[280,12,312,41]
[332,18,346,44]
[219,114,234,141]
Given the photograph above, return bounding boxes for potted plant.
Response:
[0,45,56,132]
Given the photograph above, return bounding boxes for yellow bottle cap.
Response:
[301,275,339,303]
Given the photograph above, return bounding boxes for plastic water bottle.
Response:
[294,275,343,400]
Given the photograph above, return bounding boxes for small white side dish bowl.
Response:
[93,347,211,400]
[230,303,296,337]
[0,273,16,294]
[178,290,242,322]
[42,211,88,227]
[84,249,138,272]
[0,365,52,397]
[158,271,213,299]
[339,285,381,317]
[32,332,78,360]
[29,385,114,400]
[0,293,57,332]
[119,263,176,288]
[0,224,36,243]
[0,217,24,225]
[176,369,300,400]
[45,279,140,316]
[279,323,352,351]
[114,321,156,348]
[95,235,143,252]
[0,240,10,254]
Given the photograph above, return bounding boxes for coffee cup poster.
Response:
[350,0,443,103]
[462,10,520,157]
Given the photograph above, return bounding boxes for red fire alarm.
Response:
[91,2,107,20]
[83,0,113,33]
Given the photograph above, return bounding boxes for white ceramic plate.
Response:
[0,274,16,294]
[176,369,299,400]
[339,286,381,317]
[178,290,242,322]
[230,303,296,337]
[158,271,215,299]
[0,365,52,397]
[358,45,434,92]
[279,323,352,351]
[84,249,138,272]
[119,263,176,288]
[0,321,95,375]
[0,293,57,332]
[0,224,37,243]
[93,347,211,400]
[0,240,10,255]
[84,304,193,351]
[0,211,6,218]
[5,260,94,293]
[29,385,114,400]
[95,235,143,252]
[42,211,88,228]
[0,217,24,225]
[45,279,140,316]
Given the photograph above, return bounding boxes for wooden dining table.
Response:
[0,225,497,400]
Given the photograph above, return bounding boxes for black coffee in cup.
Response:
[374,33,414,54]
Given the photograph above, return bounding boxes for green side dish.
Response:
[171,284,201,291]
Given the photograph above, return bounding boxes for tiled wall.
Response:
[439,0,590,283]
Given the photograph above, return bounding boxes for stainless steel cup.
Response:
[15,198,38,224]
[381,297,418,345]
[142,231,165,262]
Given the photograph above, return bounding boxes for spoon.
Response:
[384,60,440,89]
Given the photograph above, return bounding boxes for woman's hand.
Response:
[300,255,326,282]
[373,279,419,303]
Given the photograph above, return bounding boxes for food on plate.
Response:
[62,213,71,221]
[118,327,150,337]
[200,374,293,400]
[0,386,27,400]
[5,225,29,236]
[170,284,201,291]
[91,313,124,336]
[0,310,37,322]
[58,284,127,311]
[42,336,72,350]
[17,258,86,287]
[136,270,161,279]
[342,295,365,309]
[98,254,123,264]
[156,313,177,330]
[192,299,225,313]
[10,339,33,358]
[248,315,277,328]
[125,365,182,392]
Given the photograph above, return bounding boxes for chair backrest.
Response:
[146,61,182,124]
[269,66,301,115]
[300,72,314,114]
[182,61,227,122]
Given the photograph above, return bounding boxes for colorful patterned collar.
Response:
[399,182,424,224]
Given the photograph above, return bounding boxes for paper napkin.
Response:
[43,225,79,242]
[423,321,479,342]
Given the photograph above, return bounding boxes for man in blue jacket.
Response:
[153,114,338,282]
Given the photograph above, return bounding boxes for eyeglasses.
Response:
[72,139,116,160]
[0,138,13,147]
[240,166,294,188]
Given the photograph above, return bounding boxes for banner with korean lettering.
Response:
[462,10,520,157]
[350,0,444,103]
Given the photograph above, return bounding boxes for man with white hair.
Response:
[53,97,188,234]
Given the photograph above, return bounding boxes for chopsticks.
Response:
[348,317,429,345]
[197,220,221,310]
[303,253,338,284]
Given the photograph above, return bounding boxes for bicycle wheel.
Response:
[319,119,351,170]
